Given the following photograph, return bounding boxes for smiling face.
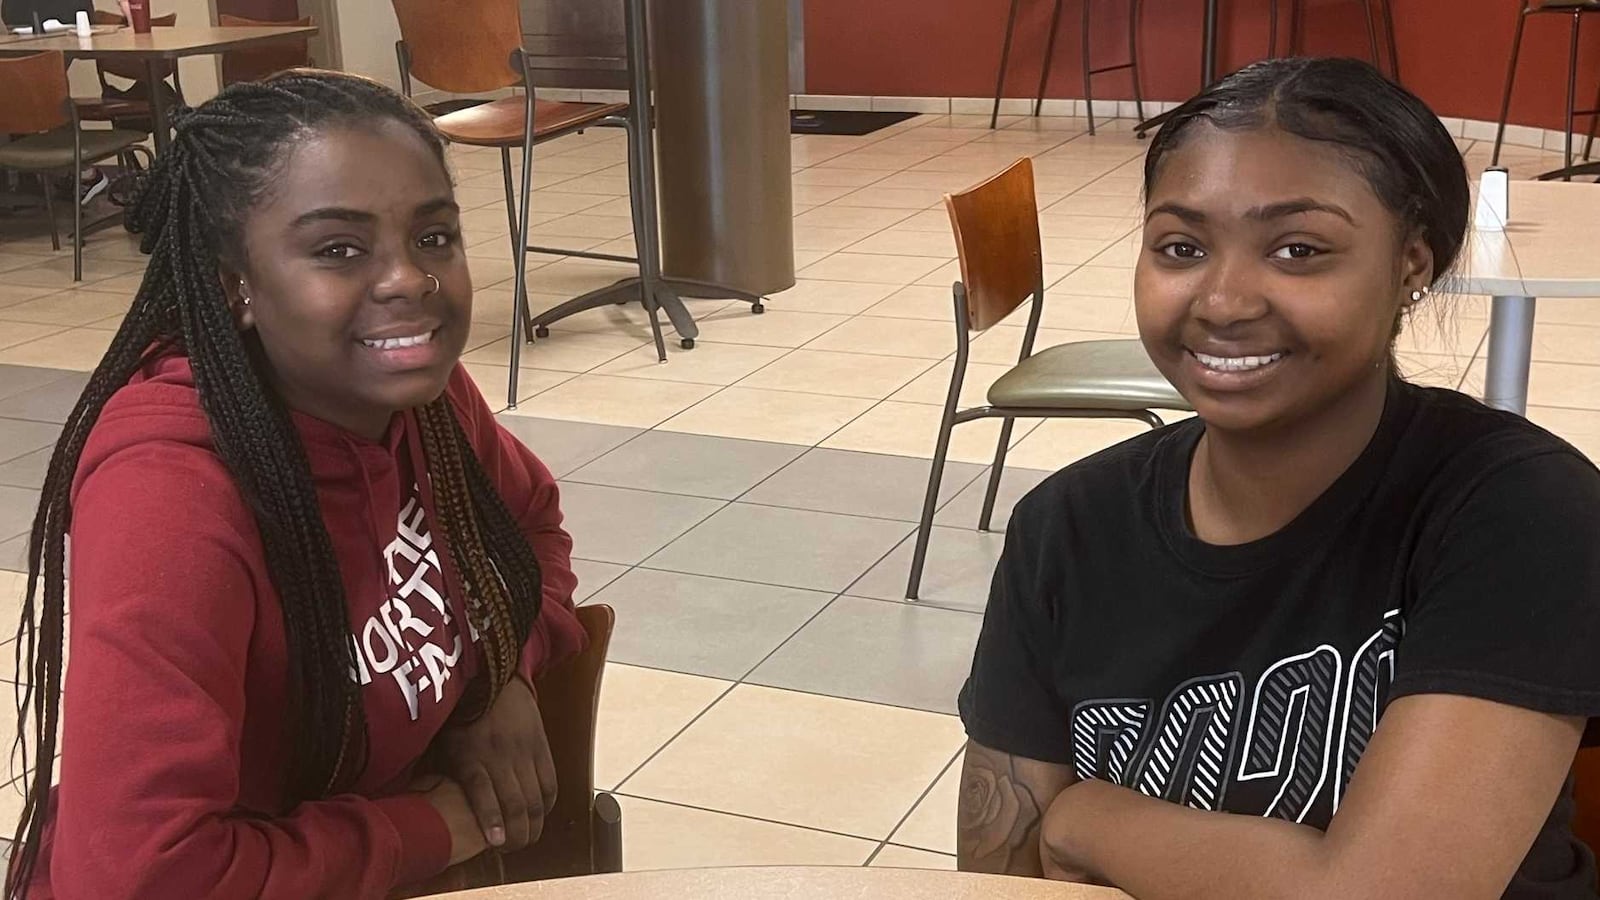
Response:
[225,120,470,440]
[1135,123,1435,436]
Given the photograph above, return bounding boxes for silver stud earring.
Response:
[1408,286,1430,304]
[239,280,250,307]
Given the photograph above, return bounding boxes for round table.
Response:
[433,866,1133,899]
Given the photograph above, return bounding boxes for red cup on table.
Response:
[127,0,152,33]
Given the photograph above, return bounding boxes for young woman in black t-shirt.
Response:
[957,57,1600,899]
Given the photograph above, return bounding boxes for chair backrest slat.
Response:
[218,14,313,86]
[391,0,525,95]
[944,157,1045,333]
[0,51,69,134]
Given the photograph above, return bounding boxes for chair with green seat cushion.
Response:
[905,156,1191,600]
[0,50,148,281]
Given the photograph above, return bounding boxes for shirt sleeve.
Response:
[444,367,587,683]
[958,490,1075,765]
[54,454,452,900]
[1392,448,1600,739]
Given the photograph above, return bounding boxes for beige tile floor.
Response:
[0,112,1597,873]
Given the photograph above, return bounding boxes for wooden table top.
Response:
[1448,180,1600,298]
[0,25,316,59]
[430,867,1134,899]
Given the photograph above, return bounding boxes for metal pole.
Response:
[1484,295,1537,415]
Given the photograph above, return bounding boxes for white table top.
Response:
[432,866,1134,899]
[1449,180,1600,298]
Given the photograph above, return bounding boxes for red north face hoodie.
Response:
[21,354,587,899]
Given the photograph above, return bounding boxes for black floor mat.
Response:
[791,109,918,136]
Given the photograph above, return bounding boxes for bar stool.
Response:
[1268,0,1399,81]
[1491,0,1600,181]
[989,0,1145,135]
[390,0,658,409]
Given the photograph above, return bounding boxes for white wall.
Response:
[327,0,400,89]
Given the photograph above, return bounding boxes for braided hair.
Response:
[7,69,543,897]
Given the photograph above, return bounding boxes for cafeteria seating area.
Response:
[1,0,1598,893]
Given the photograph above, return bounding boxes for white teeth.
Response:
[1193,351,1284,372]
[362,330,434,350]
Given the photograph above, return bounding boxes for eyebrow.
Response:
[1145,198,1355,225]
[289,197,460,229]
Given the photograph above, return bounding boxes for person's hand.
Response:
[412,774,490,867]
[437,675,557,853]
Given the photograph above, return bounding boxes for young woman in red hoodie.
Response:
[6,70,589,898]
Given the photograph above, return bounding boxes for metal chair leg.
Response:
[1268,0,1280,57]
[620,117,669,363]
[1035,0,1067,117]
[1584,76,1600,162]
[500,147,537,344]
[39,174,60,252]
[1082,0,1097,135]
[1363,0,1382,72]
[1381,0,1401,81]
[508,78,538,411]
[1564,11,1583,180]
[1493,4,1530,166]
[991,0,1024,129]
[1128,0,1145,122]
[1289,0,1304,55]
[907,400,959,601]
[978,417,1017,533]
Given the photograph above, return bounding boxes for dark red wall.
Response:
[804,0,1600,131]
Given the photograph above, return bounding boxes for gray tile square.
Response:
[0,374,89,425]
[567,431,806,500]
[743,448,985,522]
[850,526,1006,612]
[0,419,59,467]
[0,366,74,403]
[0,486,39,544]
[560,482,723,565]
[645,503,912,593]
[494,415,642,477]
[748,595,981,715]
[933,466,1053,532]
[591,568,832,680]
[571,558,629,603]
[0,447,48,490]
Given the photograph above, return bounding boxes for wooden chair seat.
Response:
[432,97,628,147]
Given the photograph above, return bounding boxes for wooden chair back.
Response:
[218,14,313,86]
[392,603,618,898]
[90,10,178,82]
[944,156,1045,333]
[1574,747,1600,866]
[0,51,69,134]
[390,0,525,94]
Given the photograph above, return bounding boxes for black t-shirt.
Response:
[960,379,1600,898]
